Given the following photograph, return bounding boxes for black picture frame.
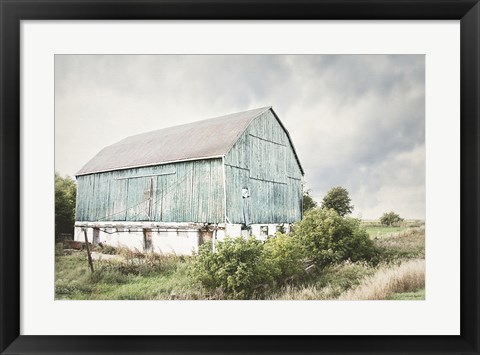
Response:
[1,1,479,354]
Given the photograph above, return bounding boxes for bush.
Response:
[379,211,404,226]
[264,233,304,280]
[190,237,275,299]
[293,208,376,267]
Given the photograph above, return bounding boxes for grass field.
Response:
[362,220,425,238]
[390,289,425,300]
[364,226,408,237]
[55,226,425,300]
[55,252,199,300]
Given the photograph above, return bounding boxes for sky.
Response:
[55,55,425,220]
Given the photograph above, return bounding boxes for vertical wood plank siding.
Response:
[75,158,224,223]
[225,110,303,224]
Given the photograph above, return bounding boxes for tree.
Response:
[321,186,353,217]
[55,172,77,239]
[303,189,317,213]
[379,211,404,226]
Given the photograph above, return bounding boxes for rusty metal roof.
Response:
[76,106,304,176]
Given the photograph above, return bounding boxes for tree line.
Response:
[303,186,403,226]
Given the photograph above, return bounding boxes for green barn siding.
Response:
[225,132,249,170]
[286,148,303,180]
[249,136,286,183]
[225,110,303,224]
[249,180,287,224]
[224,164,250,224]
[248,111,288,145]
[76,158,224,223]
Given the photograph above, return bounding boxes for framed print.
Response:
[1,0,479,354]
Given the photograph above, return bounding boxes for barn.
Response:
[74,106,304,255]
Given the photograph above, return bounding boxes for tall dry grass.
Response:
[339,259,425,300]
[262,260,377,300]
[263,284,341,300]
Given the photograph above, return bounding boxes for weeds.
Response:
[374,227,425,262]
[339,259,425,300]
[263,260,377,300]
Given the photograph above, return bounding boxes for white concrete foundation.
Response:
[74,222,201,255]
[226,224,242,238]
[75,221,293,255]
[214,223,291,241]
[151,230,199,255]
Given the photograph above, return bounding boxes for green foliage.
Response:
[302,189,318,213]
[264,233,304,280]
[190,237,275,299]
[321,186,353,217]
[55,172,77,238]
[379,211,404,226]
[100,245,118,255]
[293,208,376,267]
[389,288,425,300]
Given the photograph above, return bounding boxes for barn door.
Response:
[124,176,156,221]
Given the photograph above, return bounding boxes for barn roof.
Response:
[76,106,304,176]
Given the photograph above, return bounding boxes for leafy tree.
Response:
[379,211,404,226]
[303,189,318,214]
[321,186,353,217]
[55,172,77,239]
[293,208,376,267]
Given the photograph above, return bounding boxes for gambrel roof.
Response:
[76,106,304,176]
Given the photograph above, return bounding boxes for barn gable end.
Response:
[224,108,303,224]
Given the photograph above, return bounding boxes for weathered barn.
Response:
[74,107,304,254]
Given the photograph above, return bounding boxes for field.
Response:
[362,220,425,238]
[55,225,425,300]
[55,250,198,300]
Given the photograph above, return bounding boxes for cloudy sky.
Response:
[55,55,425,219]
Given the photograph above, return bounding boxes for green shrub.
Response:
[293,208,376,267]
[101,245,118,255]
[264,233,304,280]
[190,236,275,299]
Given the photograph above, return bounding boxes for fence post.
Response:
[83,228,94,273]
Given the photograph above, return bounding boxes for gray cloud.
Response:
[55,54,425,219]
